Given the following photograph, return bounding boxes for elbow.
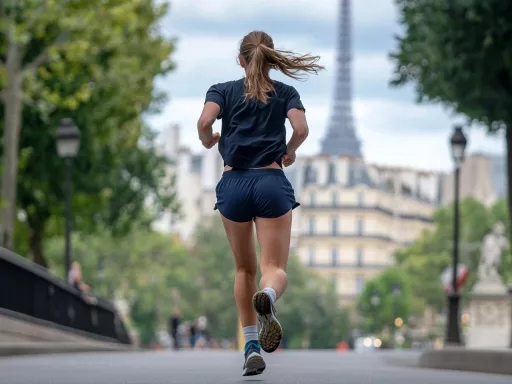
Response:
[296,126,309,140]
[197,118,209,132]
[197,119,208,132]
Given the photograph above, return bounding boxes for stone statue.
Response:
[478,222,507,283]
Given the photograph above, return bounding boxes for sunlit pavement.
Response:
[0,350,509,384]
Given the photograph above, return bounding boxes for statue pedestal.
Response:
[466,281,510,349]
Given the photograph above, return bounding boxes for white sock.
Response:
[243,325,258,344]
[262,287,277,304]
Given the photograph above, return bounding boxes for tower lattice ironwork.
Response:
[320,0,362,158]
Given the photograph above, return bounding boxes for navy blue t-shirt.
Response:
[204,78,305,169]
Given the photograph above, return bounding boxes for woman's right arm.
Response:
[286,108,309,154]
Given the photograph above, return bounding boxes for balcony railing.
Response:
[301,232,394,242]
[301,203,433,223]
[305,261,389,269]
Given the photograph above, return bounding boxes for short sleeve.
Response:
[285,86,305,114]
[205,83,225,120]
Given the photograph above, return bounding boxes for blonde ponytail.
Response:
[240,31,324,103]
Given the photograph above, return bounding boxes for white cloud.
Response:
[161,34,393,99]
[147,0,504,174]
[167,0,397,27]
[171,34,390,73]
[146,96,504,172]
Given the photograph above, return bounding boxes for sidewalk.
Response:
[0,341,132,357]
[419,347,512,375]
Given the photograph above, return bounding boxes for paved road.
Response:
[0,350,509,384]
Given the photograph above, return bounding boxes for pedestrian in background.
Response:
[169,308,181,350]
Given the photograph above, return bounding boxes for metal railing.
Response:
[300,203,434,223]
[0,247,131,345]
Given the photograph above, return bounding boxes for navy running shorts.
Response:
[214,168,300,222]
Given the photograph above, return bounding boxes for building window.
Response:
[401,184,412,196]
[331,191,339,207]
[330,248,338,266]
[355,275,365,294]
[356,247,364,266]
[356,217,364,236]
[305,165,317,184]
[331,217,338,235]
[357,191,364,207]
[308,247,315,266]
[309,191,316,206]
[354,163,363,184]
[328,163,336,183]
[308,217,316,235]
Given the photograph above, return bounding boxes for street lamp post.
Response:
[392,282,401,348]
[446,125,467,346]
[508,284,512,348]
[370,291,380,333]
[56,118,81,278]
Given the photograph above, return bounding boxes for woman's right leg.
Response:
[253,210,292,353]
[255,210,292,300]
[219,214,258,328]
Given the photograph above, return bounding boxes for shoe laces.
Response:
[245,341,260,357]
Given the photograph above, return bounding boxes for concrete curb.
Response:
[0,342,135,358]
[419,348,512,376]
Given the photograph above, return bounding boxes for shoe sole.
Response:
[253,291,282,353]
[242,352,266,376]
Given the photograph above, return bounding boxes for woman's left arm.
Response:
[197,102,221,149]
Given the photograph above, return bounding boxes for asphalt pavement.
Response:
[0,349,510,384]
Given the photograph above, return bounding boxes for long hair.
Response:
[239,31,325,103]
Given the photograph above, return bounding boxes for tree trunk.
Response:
[507,127,512,240]
[0,38,23,250]
[29,228,47,268]
[507,127,512,349]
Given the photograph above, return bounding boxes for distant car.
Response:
[354,336,382,353]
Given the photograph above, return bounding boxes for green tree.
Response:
[186,218,238,340]
[357,268,413,334]
[44,217,354,348]
[2,0,176,266]
[278,256,352,349]
[390,0,512,236]
[45,225,194,346]
[190,217,352,348]
[0,0,173,250]
[395,198,511,312]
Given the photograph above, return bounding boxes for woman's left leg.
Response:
[220,214,266,376]
[220,214,257,327]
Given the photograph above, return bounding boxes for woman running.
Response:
[197,30,324,376]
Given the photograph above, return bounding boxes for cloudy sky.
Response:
[146,0,504,171]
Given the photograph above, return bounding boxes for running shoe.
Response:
[242,341,266,376]
[253,290,282,353]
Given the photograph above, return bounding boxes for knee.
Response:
[236,264,257,278]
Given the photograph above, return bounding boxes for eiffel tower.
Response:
[321,0,362,158]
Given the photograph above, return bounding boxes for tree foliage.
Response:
[183,217,352,348]
[391,0,512,129]
[390,0,512,240]
[357,268,413,334]
[394,198,511,313]
[0,0,174,250]
[278,256,352,349]
[44,217,352,348]
[1,0,177,266]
